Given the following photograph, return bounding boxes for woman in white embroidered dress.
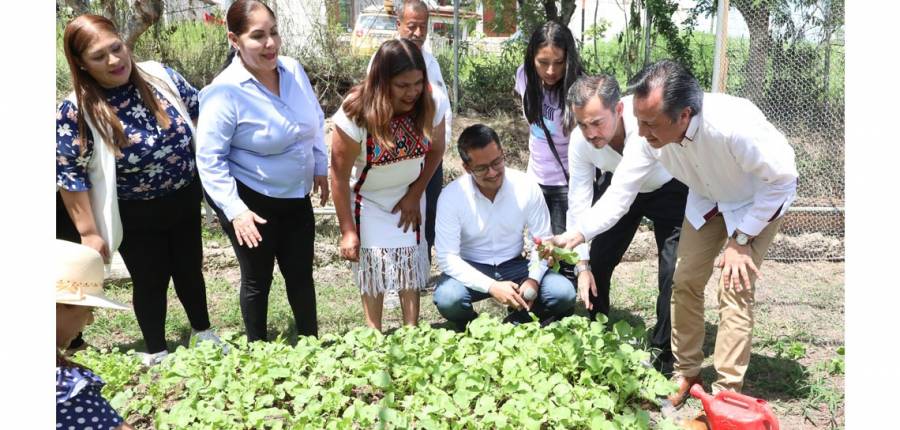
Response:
[330,39,447,331]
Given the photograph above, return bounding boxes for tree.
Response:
[731,0,775,104]
[693,0,843,105]
[615,0,694,80]
[488,0,578,38]
[535,0,577,25]
[59,0,164,48]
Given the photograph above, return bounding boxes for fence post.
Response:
[452,0,460,114]
[711,0,729,92]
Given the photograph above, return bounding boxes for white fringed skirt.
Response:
[350,191,429,296]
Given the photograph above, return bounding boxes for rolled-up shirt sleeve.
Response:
[524,179,552,282]
[730,126,799,236]
[435,191,497,293]
[196,84,247,221]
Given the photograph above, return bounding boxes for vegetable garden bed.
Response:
[77,315,679,429]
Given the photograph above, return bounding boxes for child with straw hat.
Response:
[55,240,134,430]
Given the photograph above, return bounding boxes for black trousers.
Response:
[56,192,86,349]
[117,178,211,353]
[424,161,443,264]
[207,180,317,342]
[588,174,688,354]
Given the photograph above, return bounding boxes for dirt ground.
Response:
[93,112,843,428]
[194,217,845,429]
[213,112,842,428]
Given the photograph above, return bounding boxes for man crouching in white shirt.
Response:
[550,60,798,407]
[433,124,587,332]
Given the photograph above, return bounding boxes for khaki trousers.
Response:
[670,214,783,393]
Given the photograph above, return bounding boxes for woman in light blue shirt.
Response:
[196,0,328,341]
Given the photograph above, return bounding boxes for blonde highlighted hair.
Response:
[341,39,435,151]
[63,14,172,155]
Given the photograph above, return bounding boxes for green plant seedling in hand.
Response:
[533,235,580,272]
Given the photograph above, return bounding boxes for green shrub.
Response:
[133,21,229,90]
[439,42,524,114]
[56,20,72,101]
[285,23,369,116]
[75,315,678,429]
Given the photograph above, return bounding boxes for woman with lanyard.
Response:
[56,14,221,367]
[196,0,328,342]
[515,21,585,236]
[330,39,448,331]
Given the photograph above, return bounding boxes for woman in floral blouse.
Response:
[56,14,222,366]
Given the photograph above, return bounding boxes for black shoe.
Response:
[651,350,675,377]
[503,310,534,325]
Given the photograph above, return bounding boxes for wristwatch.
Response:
[574,262,591,277]
[732,230,752,246]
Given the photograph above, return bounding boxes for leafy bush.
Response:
[56,19,72,101]
[438,42,524,115]
[133,21,229,90]
[76,315,677,429]
[284,22,368,116]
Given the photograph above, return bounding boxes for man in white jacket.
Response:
[565,74,688,375]
[551,60,798,406]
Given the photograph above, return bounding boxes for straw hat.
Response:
[55,240,129,310]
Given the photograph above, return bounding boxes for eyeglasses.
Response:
[469,156,504,176]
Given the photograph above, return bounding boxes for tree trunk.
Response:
[62,0,91,15]
[559,0,577,26]
[733,0,771,104]
[122,0,164,49]
[542,0,559,22]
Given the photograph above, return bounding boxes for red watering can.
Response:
[689,385,780,430]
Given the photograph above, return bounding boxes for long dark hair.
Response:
[63,14,171,155]
[522,21,583,135]
[341,39,435,151]
[220,0,277,71]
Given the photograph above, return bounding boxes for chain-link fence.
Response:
[721,2,844,262]
[55,0,844,261]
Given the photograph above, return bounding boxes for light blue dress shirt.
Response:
[196,55,327,220]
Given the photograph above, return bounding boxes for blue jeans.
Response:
[433,257,575,330]
[538,184,568,235]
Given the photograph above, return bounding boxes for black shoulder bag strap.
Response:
[537,119,569,183]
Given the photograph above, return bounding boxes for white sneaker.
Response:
[138,350,169,367]
[192,329,230,354]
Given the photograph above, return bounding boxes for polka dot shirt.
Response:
[56,366,124,430]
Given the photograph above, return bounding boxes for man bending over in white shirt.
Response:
[433,124,588,332]
[565,74,688,376]
[550,60,798,407]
